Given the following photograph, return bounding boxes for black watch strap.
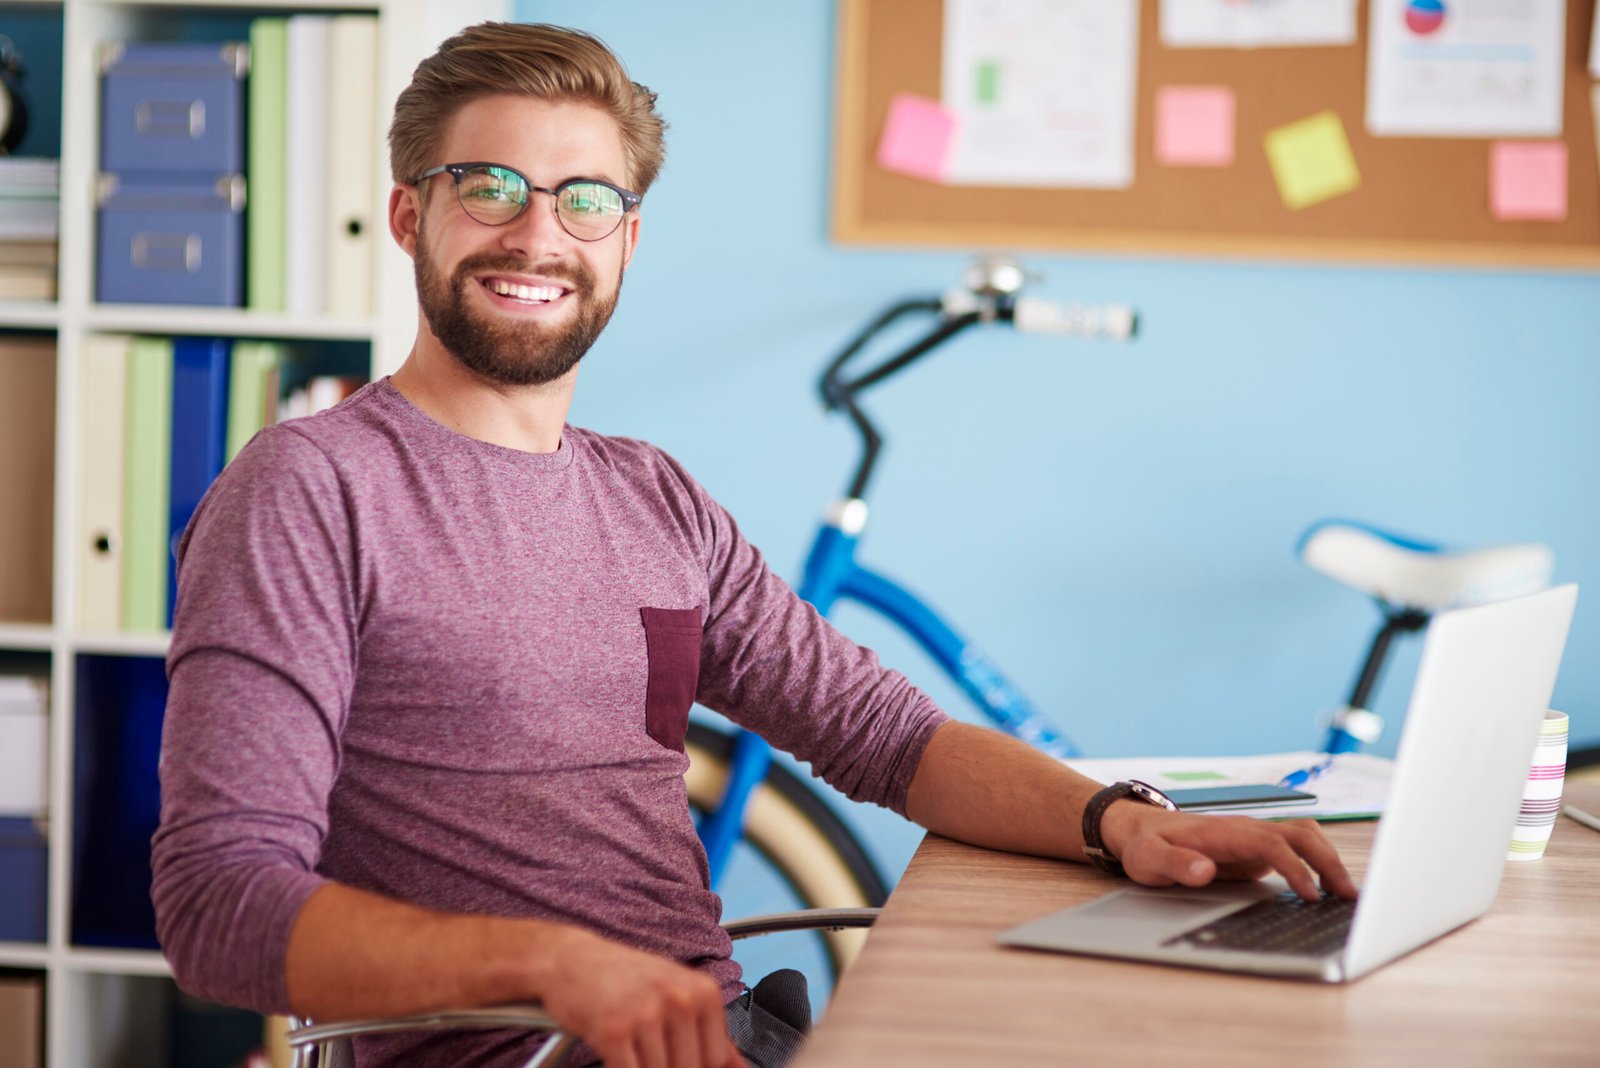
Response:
[1081,779,1178,876]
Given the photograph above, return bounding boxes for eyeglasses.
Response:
[413,162,642,241]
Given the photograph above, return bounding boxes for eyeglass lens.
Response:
[455,166,627,240]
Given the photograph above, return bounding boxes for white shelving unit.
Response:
[0,1,506,1063]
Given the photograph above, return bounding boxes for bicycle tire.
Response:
[684,722,886,977]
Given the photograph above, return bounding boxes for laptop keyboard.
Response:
[1163,890,1356,957]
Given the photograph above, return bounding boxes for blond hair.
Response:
[388,22,666,193]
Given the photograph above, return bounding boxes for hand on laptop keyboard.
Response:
[1100,806,1359,902]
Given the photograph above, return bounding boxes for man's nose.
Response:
[495,192,570,259]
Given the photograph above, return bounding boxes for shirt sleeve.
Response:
[678,463,951,816]
[152,425,358,1013]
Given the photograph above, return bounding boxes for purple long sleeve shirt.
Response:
[152,379,948,1064]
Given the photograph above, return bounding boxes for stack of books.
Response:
[80,336,280,632]
[249,14,380,316]
[77,334,365,633]
[0,157,59,301]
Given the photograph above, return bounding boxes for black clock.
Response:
[0,36,29,155]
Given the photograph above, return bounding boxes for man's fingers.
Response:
[1123,836,1214,888]
[698,998,742,1068]
[634,1024,670,1068]
[1280,820,1360,899]
[1258,833,1319,900]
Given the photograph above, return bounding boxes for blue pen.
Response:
[1277,757,1336,790]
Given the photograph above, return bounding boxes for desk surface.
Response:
[794,777,1600,1067]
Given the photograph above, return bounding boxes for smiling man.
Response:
[152,22,1354,1068]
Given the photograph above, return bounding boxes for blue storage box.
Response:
[0,817,47,943]
[100,41,248,176]
[96,174,245,306]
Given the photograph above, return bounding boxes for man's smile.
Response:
[475,273,577,313]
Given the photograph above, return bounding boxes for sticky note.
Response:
[1263,110,1361,211]
[975,60,1001,106]
[876,93,957,182]
[1490,141,1568,221]
[1155,86,1235,167]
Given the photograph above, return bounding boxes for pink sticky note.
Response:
[1490,142,1568,221]
[876,93,957,182]
[1155,86,1235,167]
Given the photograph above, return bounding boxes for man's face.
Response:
[400,95,640,387]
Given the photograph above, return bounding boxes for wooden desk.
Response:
[795,778,1600,1067]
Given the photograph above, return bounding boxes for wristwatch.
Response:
[1081,779,1178,876]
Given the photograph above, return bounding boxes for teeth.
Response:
[486,279,564,302]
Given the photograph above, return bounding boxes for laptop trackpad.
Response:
[1078,892,1235,924]
[999,888,1262,954]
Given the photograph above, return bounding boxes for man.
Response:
[153,22,1354,1068]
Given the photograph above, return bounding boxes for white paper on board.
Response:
[941,0,1139,189]
[1160,0,1358,49]
[1366,0,1567,138]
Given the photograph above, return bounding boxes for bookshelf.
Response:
[0,0,508,1063]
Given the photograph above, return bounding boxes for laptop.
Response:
[1000,583,1577,982]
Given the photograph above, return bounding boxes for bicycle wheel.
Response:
[684,722,886,980]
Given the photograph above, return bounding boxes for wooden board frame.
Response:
[831,0,1600,269]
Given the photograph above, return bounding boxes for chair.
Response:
[285,907,880,1067]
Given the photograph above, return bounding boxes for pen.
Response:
[1277,757,1336,790]
[1563,804,1600,834]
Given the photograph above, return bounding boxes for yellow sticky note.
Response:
[1263,110,1360,211]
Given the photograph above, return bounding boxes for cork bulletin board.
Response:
[831,0,1600,268]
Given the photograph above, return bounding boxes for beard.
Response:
[414,227,622,387]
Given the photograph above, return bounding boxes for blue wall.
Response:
[518,2,1600,880]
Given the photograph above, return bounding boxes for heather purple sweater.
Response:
[152,379,947,1064]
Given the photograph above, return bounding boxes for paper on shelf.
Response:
[1063,751,1395,821]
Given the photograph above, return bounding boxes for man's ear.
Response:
[390,184,422,258]
[621,210,641,270]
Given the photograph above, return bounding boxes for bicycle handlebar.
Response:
[819,258,1138,503]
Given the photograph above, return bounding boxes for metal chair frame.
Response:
[286,907,881,1067]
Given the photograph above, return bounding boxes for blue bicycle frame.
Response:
[694,278,1090,887]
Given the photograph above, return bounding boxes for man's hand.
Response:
[538,927,748,1068]
[1100,800,1359,901]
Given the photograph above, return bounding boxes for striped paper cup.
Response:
[1508,710,1568,861]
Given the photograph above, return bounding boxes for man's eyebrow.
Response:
[556,173,624,188]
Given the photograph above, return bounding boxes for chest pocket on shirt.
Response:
[639,606,704,751]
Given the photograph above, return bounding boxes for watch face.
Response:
[1127,779,1179,812]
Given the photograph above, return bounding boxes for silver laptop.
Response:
[1000,583,1577,982]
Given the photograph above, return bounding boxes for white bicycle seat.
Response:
[1298,519,1553,613]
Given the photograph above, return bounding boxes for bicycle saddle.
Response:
[1298,519,1553,612]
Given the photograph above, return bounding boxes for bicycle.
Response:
[685,257,1138,982]
[689,261,1562,999]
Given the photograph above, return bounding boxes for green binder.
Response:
[248,18,289,311]
[226,340,283,463]
[122,337,173,634]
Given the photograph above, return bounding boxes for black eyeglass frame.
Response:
[412,162,643,241]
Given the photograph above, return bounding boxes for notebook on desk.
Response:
[1001,584,1577,983]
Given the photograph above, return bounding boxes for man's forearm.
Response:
[903,720,1359,901]
[284,881,579,1020]
[903,720,1107,860]
[286,881,746,1065]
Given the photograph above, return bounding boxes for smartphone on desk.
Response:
[1165,784,1317,812]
